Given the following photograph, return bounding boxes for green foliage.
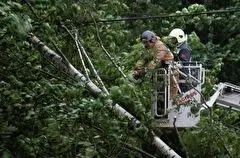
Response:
[0,70,141,157]
[109,81,152,122]
[1,0,240,157]
[0,2,32,38]
[181,109,240,157]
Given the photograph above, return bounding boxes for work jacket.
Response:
[174,41,192,63]
[134,40,174,71]
[133,40,178,98]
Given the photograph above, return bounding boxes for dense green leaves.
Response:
[182,110,240,158]
[1,0,240,157]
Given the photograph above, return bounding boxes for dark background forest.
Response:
[0,0,240,157]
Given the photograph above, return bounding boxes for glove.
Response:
[128,67,147,84]
[127,73,142,84]
[135,68,147,78]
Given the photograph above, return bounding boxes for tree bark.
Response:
[28,33,181,158]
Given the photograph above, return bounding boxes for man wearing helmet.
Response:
[132,30,179,99]
[168,28,192,92]
[168,28,192,64]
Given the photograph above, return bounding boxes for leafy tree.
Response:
[1,0,240,157]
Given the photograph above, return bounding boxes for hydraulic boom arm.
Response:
[202,82,240,111]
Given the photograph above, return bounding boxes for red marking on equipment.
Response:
[175,90,198,105]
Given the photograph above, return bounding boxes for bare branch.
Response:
[74,31,90,80]
[51,39,70,68]
[121,142,156,158]
[40,51,78,83]
[62,25,109,95]
[29,33,181,158]
[28,33,102,95]
[173,117,189,158]
[37,68,75,86]
[89,12,127,79]
[22,0,39,19]
[76,36,109,95]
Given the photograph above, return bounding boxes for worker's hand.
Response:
[173,61,182,68]
[127,73,142,84]
[134,68,147,78]
[128,69,146,83]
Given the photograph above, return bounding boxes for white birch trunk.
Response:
[28,33,181,158]
[28,33,102,94]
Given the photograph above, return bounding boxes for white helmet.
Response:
[168,28,187,43]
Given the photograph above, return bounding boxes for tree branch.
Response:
[42,55,79,84]
[173,117,189,158]
[62,25,109,95]
[28,33,102,95]
[22,0,39,19]
[28,33,181,158]
[76,36,109,95]
[74,31,90,81]
[89,12,127,79]
[121,142,156,158]
[51,39,70,69]
[37,68,75,86]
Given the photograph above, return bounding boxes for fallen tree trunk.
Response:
[28,33,181,158]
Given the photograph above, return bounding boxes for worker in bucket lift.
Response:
[131,30,179,99]
[168,28,192,92]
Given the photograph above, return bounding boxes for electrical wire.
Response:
[84,8,240,24]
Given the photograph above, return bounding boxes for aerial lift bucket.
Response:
[152,62,205,127]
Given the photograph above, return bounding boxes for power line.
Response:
[85,8,240,24]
